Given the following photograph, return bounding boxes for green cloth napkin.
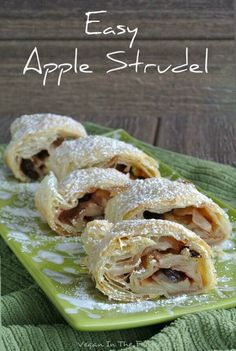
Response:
[1,124,236,351]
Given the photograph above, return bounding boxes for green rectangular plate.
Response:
[0,125,236,331]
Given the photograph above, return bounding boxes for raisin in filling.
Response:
[20,137,65,180]
[20,149,49,180]
[160,268,187,283]
[35,150,49,160]
[189,250,201,258]
[115,164,127,173]
[20,159,39,180]
[143,211,164,220]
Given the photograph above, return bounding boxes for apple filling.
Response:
[104,235,203,297]
[58,189,111,231]
[143,206,222,243]
[107,157,148,179]
[20,137,64,180]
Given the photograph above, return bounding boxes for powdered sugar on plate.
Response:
[0,144,236,324]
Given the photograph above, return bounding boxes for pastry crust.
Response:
[105,178,231,245]
[4,114,87,182]
[48,135,160,180]
[35,168,131,236]
[81,219,216,302]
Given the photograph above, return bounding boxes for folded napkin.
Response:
[1,124,236,351]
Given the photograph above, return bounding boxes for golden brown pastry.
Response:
[81,219,216,302]
[105,178,231,245]
[48,135,160,180]
[35,168,131,236]
[4,114,87,182]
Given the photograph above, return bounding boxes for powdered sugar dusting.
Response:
[57,274,236,317]
[36,250,64,264]
[55,242,84,256]
[43,269,74,285]
[1,140,236,325]
[49,135,159,180]
[0,191,12,200]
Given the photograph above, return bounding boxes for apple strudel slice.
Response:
[35,168,130,236]
[105,178,231,245]
[48,135,160,180]
[4,114,87,182]
[81,219,216,302]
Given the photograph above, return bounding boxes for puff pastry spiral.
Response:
[81,219,216,302]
